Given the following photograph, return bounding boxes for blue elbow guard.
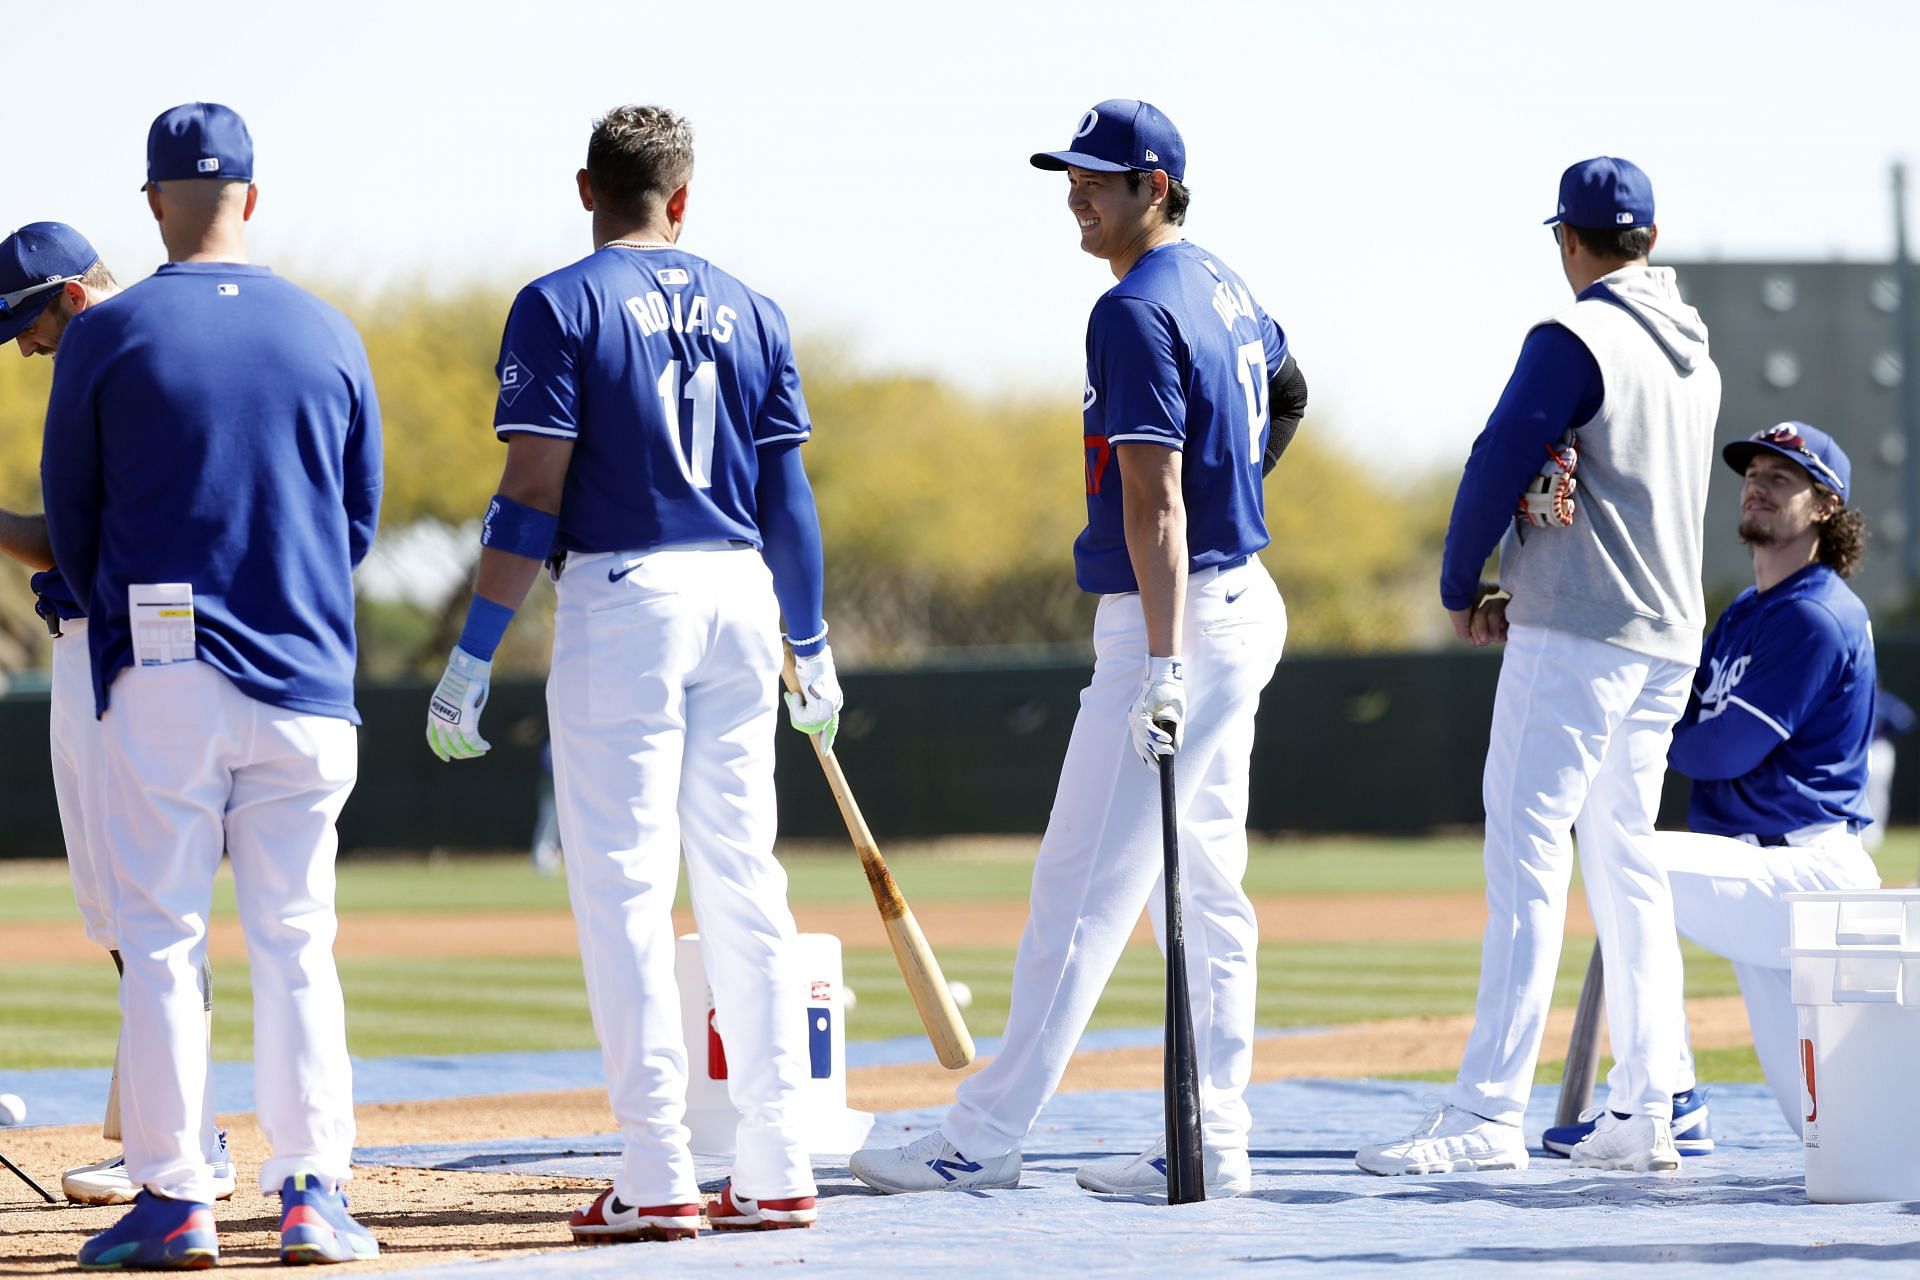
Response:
[481,494,559,561]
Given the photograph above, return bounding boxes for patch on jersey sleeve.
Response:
[499,351,534,406]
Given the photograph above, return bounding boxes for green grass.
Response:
[5,829,1912,1081]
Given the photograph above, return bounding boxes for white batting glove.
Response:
[1130,656,1186,765]
[426,646,493,762]
[785,646,844,755]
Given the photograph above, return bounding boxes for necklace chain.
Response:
[604,239,674,251]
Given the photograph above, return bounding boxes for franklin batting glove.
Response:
[1130,656,1186,765]
[785,646,844,755]
[426,646,493,762]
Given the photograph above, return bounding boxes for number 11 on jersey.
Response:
[657,359,717,488]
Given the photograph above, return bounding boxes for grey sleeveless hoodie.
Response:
[1499,265,1721,664]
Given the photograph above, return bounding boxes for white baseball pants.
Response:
[547,544,815,1207]
[1448,624,1694,1126]
[943,558,1285,1160]
[50,619,114,948]
[1654,823,1880,1131]
[101,662,358,1200]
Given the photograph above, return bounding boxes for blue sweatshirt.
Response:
[41,262,383,721]
[1439,319,1603,610]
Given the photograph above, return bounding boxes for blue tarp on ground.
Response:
[357,1079,1920,1279]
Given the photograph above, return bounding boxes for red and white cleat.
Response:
[567,1188,700,1244]
[706,1180,817,1231]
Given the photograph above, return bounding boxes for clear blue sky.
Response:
[12,0,1918,468]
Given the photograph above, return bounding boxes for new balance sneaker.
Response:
[706,1180,817,1230]
[1567,1111,1681,1172]
[567,1188,701,1243]
[77,1190,218,1271]
[1354,1105,1529,1176]
[66,1132,238,1206]
[849,1131,1021,1193]
[277,1173,379,1265]
[1542,1089,1713,1158]
[1075,1136,1253,1197]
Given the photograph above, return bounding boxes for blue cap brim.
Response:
[1031,150,1133,173]
[1722,440,1845,495]
[0,291,57,345]
[1542,213,1564,226]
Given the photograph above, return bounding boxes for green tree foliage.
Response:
[0,282,1458,677]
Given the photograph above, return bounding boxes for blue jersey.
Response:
[493,245,810,554]
[1075,240,1283,595]
[40,262,383,721]
[1668,563,1876,837]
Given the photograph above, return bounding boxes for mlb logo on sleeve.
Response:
[499,352,532,406]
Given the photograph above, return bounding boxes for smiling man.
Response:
[852,98,1306,1199]
[1538,422,1878,1150]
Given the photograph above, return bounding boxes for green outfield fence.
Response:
[1,641,1915,858]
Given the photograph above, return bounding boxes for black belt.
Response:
[1216,554,1250,573]
[548,540,754,582]
[1756,821,1861,846]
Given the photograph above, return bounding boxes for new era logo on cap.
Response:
[1031,99,1187,183]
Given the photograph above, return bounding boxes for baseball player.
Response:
[1542,423,1879,1150]
[852,99,1305,1198]
[43,102,383,1268]
[425,104,837,1241]
[1358,157,1721,1176]
[0,222,233,1209]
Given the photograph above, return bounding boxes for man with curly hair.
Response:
[1543,421,1880,1150]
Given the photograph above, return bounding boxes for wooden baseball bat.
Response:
[1555,941,1606,1128]
[781,650,976,1070]
[1157,733,1204,1204]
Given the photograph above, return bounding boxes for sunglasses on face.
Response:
[0,274,81,318]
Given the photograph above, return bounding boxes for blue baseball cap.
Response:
[144,102,253,190]
[0,222,99,345]
[1544,156,1654,229]
[1032,99,1186,183]
[1723,421,1851,497]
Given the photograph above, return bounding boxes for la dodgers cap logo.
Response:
[1031,99,1186,183]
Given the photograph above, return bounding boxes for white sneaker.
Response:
[1568,1111,1681,1172]
[63,1130,237,1206]
[1075,1136,1252,1197]
[1355,1105,1529,1176]
[849,1131,1020,1194]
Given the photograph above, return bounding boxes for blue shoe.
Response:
[1543,1087,1713,1157]
[279,1173,380,1265]
[78,1190,218,1270]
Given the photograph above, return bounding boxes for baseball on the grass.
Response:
[842,985,857,1010]
[0,1092,25,1126]
[947,980,973,1010]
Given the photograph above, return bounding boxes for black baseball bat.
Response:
[1157,730,1205,1204]
[1555,942,1606,1128]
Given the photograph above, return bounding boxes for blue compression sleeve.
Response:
[1438,323,1603,610]
[754,441,829,656]
[457,595,515,662]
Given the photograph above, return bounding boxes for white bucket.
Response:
[674,932,874,1157]
[1787,891,1920,1203]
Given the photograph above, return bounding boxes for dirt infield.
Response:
[6,888,1576,961]
[0,992,1753,1274]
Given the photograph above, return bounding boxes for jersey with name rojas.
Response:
[493,247,810,555]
